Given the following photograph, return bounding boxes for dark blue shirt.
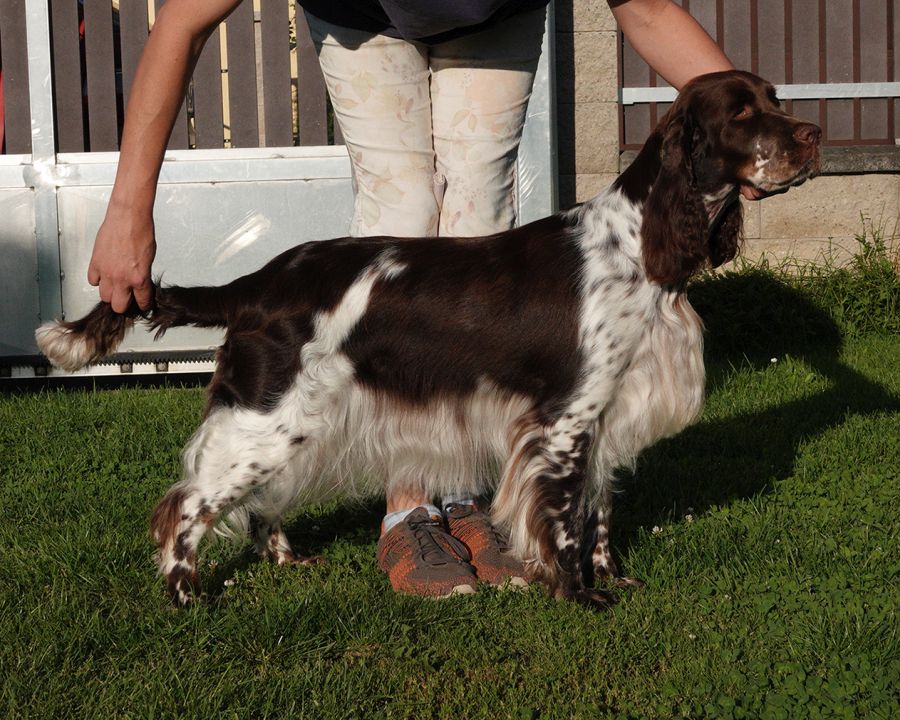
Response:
[299,0,549,44]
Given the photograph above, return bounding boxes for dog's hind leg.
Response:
[249,513,323,566]
[151,408,308,605]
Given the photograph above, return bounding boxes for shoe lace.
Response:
[487,523,512,553]
[407,517,469,565]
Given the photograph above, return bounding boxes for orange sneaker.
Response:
[445,503,527,588]
[376,507,478,598]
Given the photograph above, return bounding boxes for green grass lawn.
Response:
[1,263,898,719]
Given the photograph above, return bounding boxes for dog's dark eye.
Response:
[734,105,754,120]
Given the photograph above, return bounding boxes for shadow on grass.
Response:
[204,499,384,601]
[208,272,898,595]
[612,271,900,553]
[202,272,896,597]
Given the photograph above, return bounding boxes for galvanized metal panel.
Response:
[4,0,557,374]
[25,0,64,327]
[57,177,354,353]
[0,188,40,355]
[516,8,557,224]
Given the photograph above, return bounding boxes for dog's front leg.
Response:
[589,486,644,589]
[521,431,616,609]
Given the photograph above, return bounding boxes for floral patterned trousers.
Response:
[305,8,547,239]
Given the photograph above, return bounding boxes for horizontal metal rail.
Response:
[620,82,900,105]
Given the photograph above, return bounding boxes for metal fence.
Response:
[0,0,337,154]
[620,0,898,149]
[0,0,556,370]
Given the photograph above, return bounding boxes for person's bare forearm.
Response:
[109,1,238,213]
[609,0,733,89]
[108,31,200,214]
[90,0,241,312]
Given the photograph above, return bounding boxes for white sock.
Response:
[441,494,477,514]
[381,503,442,534]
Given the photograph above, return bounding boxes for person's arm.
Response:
[609,0,733,90]
[89,0,242,312]
[609,0,763,199]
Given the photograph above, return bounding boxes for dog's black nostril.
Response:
[794,123,822,145]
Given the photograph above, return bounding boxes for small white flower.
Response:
[685,514,694,523]
[775,538,781,544]
[652,525,663,535]
[688,633,697,640]
[223,578,236,587]
[770,357,778,363]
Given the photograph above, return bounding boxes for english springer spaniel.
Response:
[37,71,821,607]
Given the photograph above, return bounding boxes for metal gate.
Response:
[0,0,557,378]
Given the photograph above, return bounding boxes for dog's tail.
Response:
[35,284,231,371]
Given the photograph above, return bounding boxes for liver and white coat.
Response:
[37,71,821,607]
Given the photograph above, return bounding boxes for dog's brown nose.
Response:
[794,123,822,146]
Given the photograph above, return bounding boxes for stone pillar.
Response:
[555,1,621,207]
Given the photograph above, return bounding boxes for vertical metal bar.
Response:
[50,0,86,152]
[25,0,63,322]
[617,26,625,151]
[785,0,793,115]
[517,5,557,224]
[852,0,861,141]
[757,0,786,85]
[83,0,119,150]
[0,1,32,153]
[716,0,725,47]
[192,26,224,149]
[722,0,752,77]
[259,0,292,147]
[888,0,895,141]
[818,0,828,141]
[119,0,150,111]
[295,5,328,146]
[225,1,259,148]
[750,0,759,75]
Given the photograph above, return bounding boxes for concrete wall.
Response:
[553,0,899,263]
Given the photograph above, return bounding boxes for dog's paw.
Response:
[572,586,617,610]
[593,557,644,589]
[610,576,645,589]
[165,565,200,607]
[551,575,618,610]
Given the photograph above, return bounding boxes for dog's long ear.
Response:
[641,105,710,286]
[708,197,744,268]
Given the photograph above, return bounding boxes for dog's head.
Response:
[642,70,821,286]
